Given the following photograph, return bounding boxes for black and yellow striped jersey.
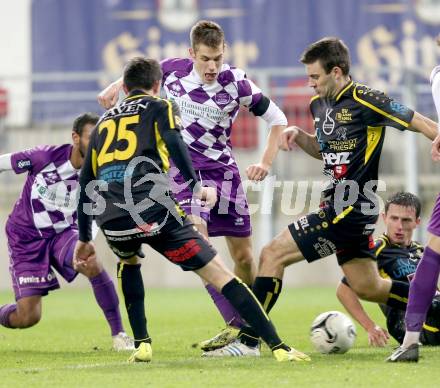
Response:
[78,90,199,239]
[310,81,414,203]
[373,234,423,282]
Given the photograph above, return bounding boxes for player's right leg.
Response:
[0,295,42,328]
[220,226,306,350]
[341,258,409,307]
[101,224,152,363]
[195,255,309,362]
[155,219,309,362]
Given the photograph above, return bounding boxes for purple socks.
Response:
[0,304,17,328]
[405,246,440,332]
[205,284,246,328]
[89,270,123,336]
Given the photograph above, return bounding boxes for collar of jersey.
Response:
[335,80,354,101]
[124,90,151,101]
[310,80,353,103]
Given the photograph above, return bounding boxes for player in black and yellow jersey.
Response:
[204,37,439,357]
[337,192,440,347]
[73,57,310,363]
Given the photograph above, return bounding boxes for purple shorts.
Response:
[170,164,252,237]
[428,192,440,237]
[6,222,78,300]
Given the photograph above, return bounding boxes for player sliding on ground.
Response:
[75,57,309,363]
[337,192,440,348]
[0,113,133,351]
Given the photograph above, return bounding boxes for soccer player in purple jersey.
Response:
[98,20,288,351]
[77,57,310,363]
[0,113,133,351]
[388,39,440,362]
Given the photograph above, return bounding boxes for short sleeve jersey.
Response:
[8,144,79,238]
[85,91,185,227]
[310,81,414,203]
[161,58,263,169]
[373,234,423,282]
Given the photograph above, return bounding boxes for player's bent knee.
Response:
[351,281,380,302]
[259,244,283,270]
[232,249,254,268]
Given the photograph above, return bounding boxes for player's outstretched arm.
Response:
[97,77,123,109]
[279,126,322,160]
[336,281,389,347]
[407,111,438,141]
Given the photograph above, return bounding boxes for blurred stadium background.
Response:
[0,0,439,289]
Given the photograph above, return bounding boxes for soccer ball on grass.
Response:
[310,311,356,354]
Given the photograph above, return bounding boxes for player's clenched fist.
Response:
[74,241,97,262]
[98,79,122,109]
[279,126,300,151]
[432,133,440,162]
[194,186,217,209]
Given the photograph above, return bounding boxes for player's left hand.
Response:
[431,133,440,161]
[246,163,270,181]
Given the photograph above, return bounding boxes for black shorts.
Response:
[288,201,377,266]
[101,217,217,271]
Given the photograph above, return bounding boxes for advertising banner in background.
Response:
[31,0,440,121]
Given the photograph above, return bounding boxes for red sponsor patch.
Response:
[368,235,375,249]
[164,239,202,262]
[136,223,156,234]
[333,164,348,179]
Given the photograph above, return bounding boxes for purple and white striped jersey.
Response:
[8,144,79,238]
[161,58,263,169]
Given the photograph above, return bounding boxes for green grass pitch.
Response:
[1,287,439,387]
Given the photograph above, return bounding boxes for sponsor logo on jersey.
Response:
[17,159,31,169]
[322,152,351,166]
[214,91,231,106]
[164,239,202,262]
[168,82,184,97]
[390,101,409,115]
[313,237,337,258]
[234,217,244,226]
[322,108,335,135]
[328,139,357,151]
[335,109,352,123]
[333,164,348,179]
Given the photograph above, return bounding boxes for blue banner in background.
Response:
[31,0,440,122]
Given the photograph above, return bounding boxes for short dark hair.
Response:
[123,57,163,92]
[385,192,422,218]
[190,20,224,50]
[72,112,99,136]
[300,37,351,75]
